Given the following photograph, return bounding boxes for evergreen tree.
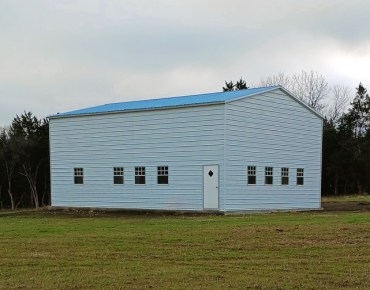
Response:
[222,77,248,91]
[334,83,370,194]
[235,78,248,90]
[347,83,370,138]
[223,81,235,91]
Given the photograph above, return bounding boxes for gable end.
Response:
[225,86,324,120]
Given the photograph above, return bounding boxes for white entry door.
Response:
[203,165,219,209]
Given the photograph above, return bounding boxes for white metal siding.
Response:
[50,104,225,210]
[224,89,322,211]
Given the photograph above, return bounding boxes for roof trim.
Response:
[278,86,324,119]
[48,101,225,119]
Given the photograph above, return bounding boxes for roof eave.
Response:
[48,100,226,120]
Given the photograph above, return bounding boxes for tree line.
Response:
[0,112,49,209]
[323,83,370,195]
[0,71,368,209]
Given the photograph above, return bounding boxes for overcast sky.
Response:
[1,0,370,125]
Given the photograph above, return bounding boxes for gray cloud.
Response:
[1,0,370,125]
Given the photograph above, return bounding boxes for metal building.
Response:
[49,86,323,213]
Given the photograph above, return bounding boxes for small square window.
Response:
[281,168,289,185]
[157,166,169,184]
[74,168,83,184]
[135,167,146,184]
[247,166,256,185]
[265,167,273,185]
[113,167,124,184]
[297,168,304,185]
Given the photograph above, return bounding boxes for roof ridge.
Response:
[50,86,280,118]
[103,85,279,106]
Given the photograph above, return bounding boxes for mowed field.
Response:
[0,197,369,290]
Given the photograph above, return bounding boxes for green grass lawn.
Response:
[0,210,369,289]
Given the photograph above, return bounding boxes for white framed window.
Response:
[113,167,124,184]
[135,167,146,184]
[265,167,273,185]
[157,166,169,184]
[74,168,83,184]
[247,166,256,185]
[281,168,289,185]
[297,168,304,185]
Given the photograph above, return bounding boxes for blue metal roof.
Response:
[51,86,280,118]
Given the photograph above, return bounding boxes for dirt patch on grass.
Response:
[0,206,221,218]
[322,200,370,211]
[1,199,369,218]
[45,200,370,215]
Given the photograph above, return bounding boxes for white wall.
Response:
[50,88,323,212]
[50,104,225,210]
[224,89,322,211]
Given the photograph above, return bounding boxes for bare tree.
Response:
[0,173,5,209]
[258,70,329,113]
[20,159,42,209]
[291,70,329,113]
[326,85,350,124]
[259,72,291,89]
[0,128,17,210]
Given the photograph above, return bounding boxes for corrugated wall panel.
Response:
[224,89,322,211]
[50,105,225,210]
